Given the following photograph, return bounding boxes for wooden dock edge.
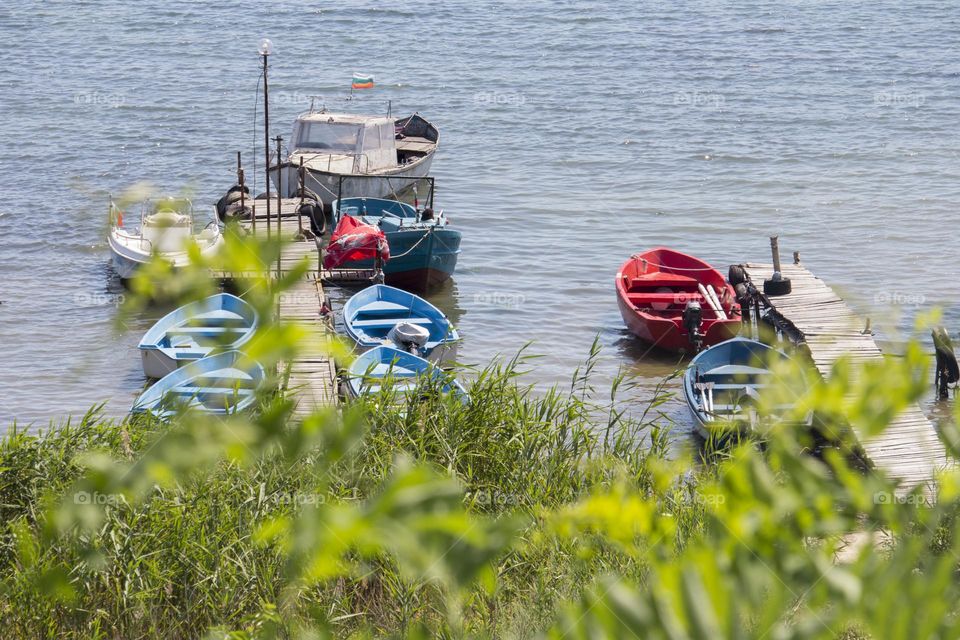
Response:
[741,262,950,494]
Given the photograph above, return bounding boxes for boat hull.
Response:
[616,294,740,352]
[110,247,145,280]
[108,230,223,280]
[142,349,180,380]
[615,247,741,353]
[342,227,460,292]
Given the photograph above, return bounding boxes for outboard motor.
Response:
[682,300,704,352]
[932,327,959,400]
[387,322,431,357]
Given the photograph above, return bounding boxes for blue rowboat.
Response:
[333,197,461,291]
[346,345,466,398]
[683,337,804,438]
[132,351,265,417]
[343,284,459,364]
[139,293,259,379]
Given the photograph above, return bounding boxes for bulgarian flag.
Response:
[351,73,374,90]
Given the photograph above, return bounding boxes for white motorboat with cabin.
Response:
[268,111,438,204]
[107,197,223,279]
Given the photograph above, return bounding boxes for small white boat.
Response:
[269,111,438,202]
[108,197,223,279]
[138,293,259,379]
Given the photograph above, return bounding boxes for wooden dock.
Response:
[223,197,372,413]
[742,261,948,492]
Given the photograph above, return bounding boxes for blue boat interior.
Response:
[142,295,258,361]
[334,197,443,233]
[687,338,792,418]
[134,352,263,416]
[348,347,464,397]
[345,285,457,351]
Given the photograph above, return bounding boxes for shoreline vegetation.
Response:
[3,228,960,638]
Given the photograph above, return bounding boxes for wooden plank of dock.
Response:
[742,262,948,492]
[233,198,339,412]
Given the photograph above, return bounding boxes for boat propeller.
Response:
[933,327,959,400]
[682,300,705,353]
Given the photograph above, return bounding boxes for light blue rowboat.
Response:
[131,350,265,418]
[346,346,466,398]
[139,293,258,379]
[343,284,459,364]
[682,337,806,438]
[332,198,461,291]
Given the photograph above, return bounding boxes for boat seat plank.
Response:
[356,301,413,316]
[163,349,213,359]
[168,387,255,397]
[631,272,699,285]
[699,383,770,391]
[702,364,769,377]
[351,317,433,329]
[627,293,706,306]
[166,327,245,335]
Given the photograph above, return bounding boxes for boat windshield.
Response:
[296,122,361,152]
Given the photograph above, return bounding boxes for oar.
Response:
[698,283,725,320]
[695,382,716,418]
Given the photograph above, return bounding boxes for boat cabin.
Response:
[290,113,398,173]
[288,111,438,175]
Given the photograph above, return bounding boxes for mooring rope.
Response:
[388,225,436,259]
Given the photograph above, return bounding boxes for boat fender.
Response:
[297,201,327,236]
[216,191,244,220]
[728,264,746,287]
[933,327,959,399]
[387,322,430,355]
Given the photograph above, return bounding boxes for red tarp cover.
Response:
[322,215,390,269]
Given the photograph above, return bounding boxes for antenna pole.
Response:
[261,43,271,240]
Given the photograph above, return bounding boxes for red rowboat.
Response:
[615,248,741,353]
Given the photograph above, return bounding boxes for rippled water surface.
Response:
[1,1,959,435]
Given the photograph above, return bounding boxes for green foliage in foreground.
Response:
[1,225,959,638]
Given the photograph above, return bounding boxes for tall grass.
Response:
[0,348,672,638]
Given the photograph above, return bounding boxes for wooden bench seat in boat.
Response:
[355,301,412,316]
[169,386,255,397]
[166,327,244,336]
[629,271,699,288]
[350,317,433,330]
[626,292,707,308]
